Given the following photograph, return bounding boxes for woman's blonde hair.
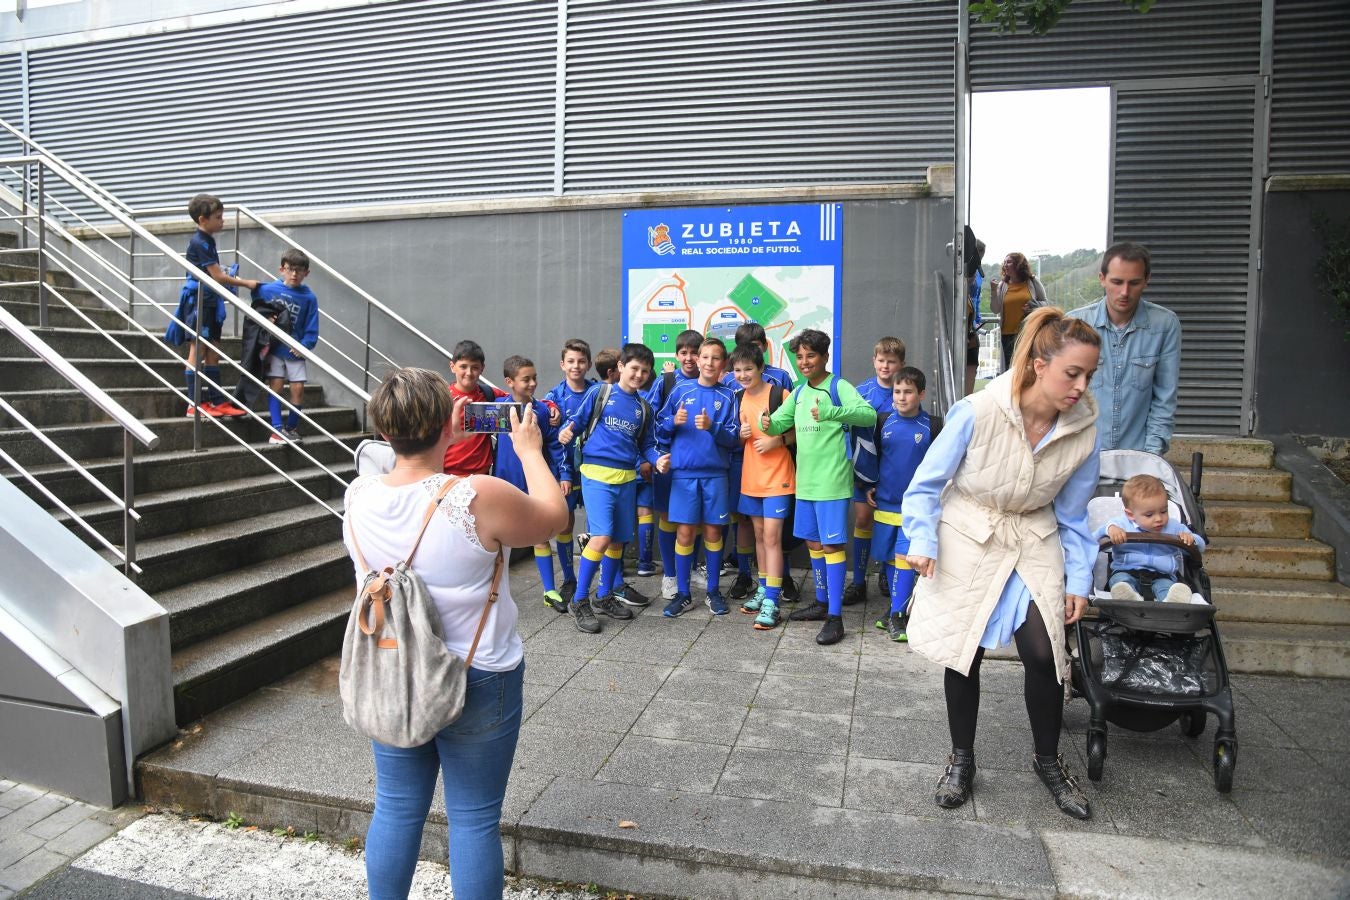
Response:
[1011,307,1101,401]
[368,367,454,455]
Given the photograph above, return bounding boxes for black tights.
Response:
[944,611,1063,757]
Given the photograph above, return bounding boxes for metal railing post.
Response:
[192,282,204,449]
[18,138,29,251]
[361,303,373,433]
[36,163,48,327]
[126,233,136,319]
[231,207,240,337]
[123,432,136,577]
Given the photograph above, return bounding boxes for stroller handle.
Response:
[1098,533,1204,565]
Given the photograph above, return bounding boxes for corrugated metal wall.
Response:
[0,54,23,166]
[968,0,1261,88]
[1269,0,1350,175]
[7,0,955,213]
[1111,82,1258,435]
[562,0,955,193]
[25,0,559,210]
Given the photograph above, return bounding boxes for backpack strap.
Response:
[463,549,505,669]
[662,369,676,403]
[580,382,613,452]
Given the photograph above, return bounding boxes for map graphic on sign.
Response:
[622,204,842,379]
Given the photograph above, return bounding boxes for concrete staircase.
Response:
[1167,436,1350,678]
[0,231,363,725]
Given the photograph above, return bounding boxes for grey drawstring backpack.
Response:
[341,477,505,748]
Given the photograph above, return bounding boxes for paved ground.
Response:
[130,556,1350,897]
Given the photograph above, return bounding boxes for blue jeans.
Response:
[366,662,524,900]
[1109,569,1176,601]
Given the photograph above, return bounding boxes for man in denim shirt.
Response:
[1069,243,1180,454]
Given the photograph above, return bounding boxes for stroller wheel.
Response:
[1086,732,1106,782]
[1180,710,1206,738]
[1213,739,1236,793]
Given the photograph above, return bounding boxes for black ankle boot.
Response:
[1033,753,1091,820]
[935,748,975,808]
[815,615,844,645]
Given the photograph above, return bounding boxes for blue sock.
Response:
[269,395,283,429]
[658,522,678,576]
[704,540,724,595]
[825,551,847,616]
[852,529,872,585]
[891,563,918,615]
[675,543,695,595]
[285,404,301,431]
[810,550,826,603]
[202,365,223,404]
[574,547,603,603]
[765,575,783,603]
[737,544,753,576]
[599,550,623,597]
[637,516,654,566]
[556,533,576,582]
[184,369,197,406]
[534,547,556,593]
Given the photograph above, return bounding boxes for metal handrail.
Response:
[0,305,157,574]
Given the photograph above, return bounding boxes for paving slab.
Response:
[1043,830,1350,899]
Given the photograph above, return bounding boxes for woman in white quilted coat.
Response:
[901,308,1101,820]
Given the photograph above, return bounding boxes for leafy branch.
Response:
[1315,215,1350,341]
[971,0,1156,36]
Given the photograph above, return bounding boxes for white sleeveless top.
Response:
[343,473,523,672]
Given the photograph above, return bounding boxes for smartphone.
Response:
[464,401,525,434]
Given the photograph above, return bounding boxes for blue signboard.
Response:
[622,204,843,376]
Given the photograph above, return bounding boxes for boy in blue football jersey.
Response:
[647,329,704,600]
[862,366,933,641]
[658,338,741,617]
[559,344,669,633]
[544,338,596,599]
[252,249,320,444]
[496,355,573,613]
[847,336,905,605]
[166,193,260,417]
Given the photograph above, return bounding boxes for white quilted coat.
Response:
[906,371,1098,681]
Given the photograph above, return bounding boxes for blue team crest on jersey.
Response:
[714,400,723,411]
[915,433,924,444]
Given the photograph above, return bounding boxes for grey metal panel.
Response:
[969,0,1261,89]
[0,53,21,160]
[1111,82,1258,435]
[24,0,558,211]
[1269,0,1350,175]
[562,0,956,193]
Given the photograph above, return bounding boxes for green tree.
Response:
[971,0,1155,36]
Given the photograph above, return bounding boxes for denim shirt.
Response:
[1069,298,1180,454]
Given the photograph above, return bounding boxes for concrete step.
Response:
[1204,499,1312,539]
[159,540,353,651]
[0,296,134,330]
[0,383,327,428]
[1212,577,1350,626]
[0,356,197,391]
[0,281,105,310]
[1204,536,1336,581]
[54,463,353,542]
[1221,622,1350,678]
[0,324,242,361]
[6,432,364,511]
[0,405,356,466]
[169,588,350,724]
[1189,466,1291,502]
[1167,435,1274,469]
[0,261,85,293]
[123,503,345,595]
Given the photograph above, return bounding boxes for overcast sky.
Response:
[969,87,1110,268]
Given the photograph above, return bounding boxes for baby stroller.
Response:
[1072,449,1238,792]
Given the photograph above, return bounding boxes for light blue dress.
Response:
[902,399,1101,650]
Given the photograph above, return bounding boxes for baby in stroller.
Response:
[1094,473,1206,603]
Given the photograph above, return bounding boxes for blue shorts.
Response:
[739,493,792,520]
[636,476,654,509]
[728,453,743,513]
[580,476,636,543]
[852,485,870,504]
[566,489,581,512]
[870,514,911,561]
[653,470,673,513]
[793,497,850,545]
[668,475,730,526]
